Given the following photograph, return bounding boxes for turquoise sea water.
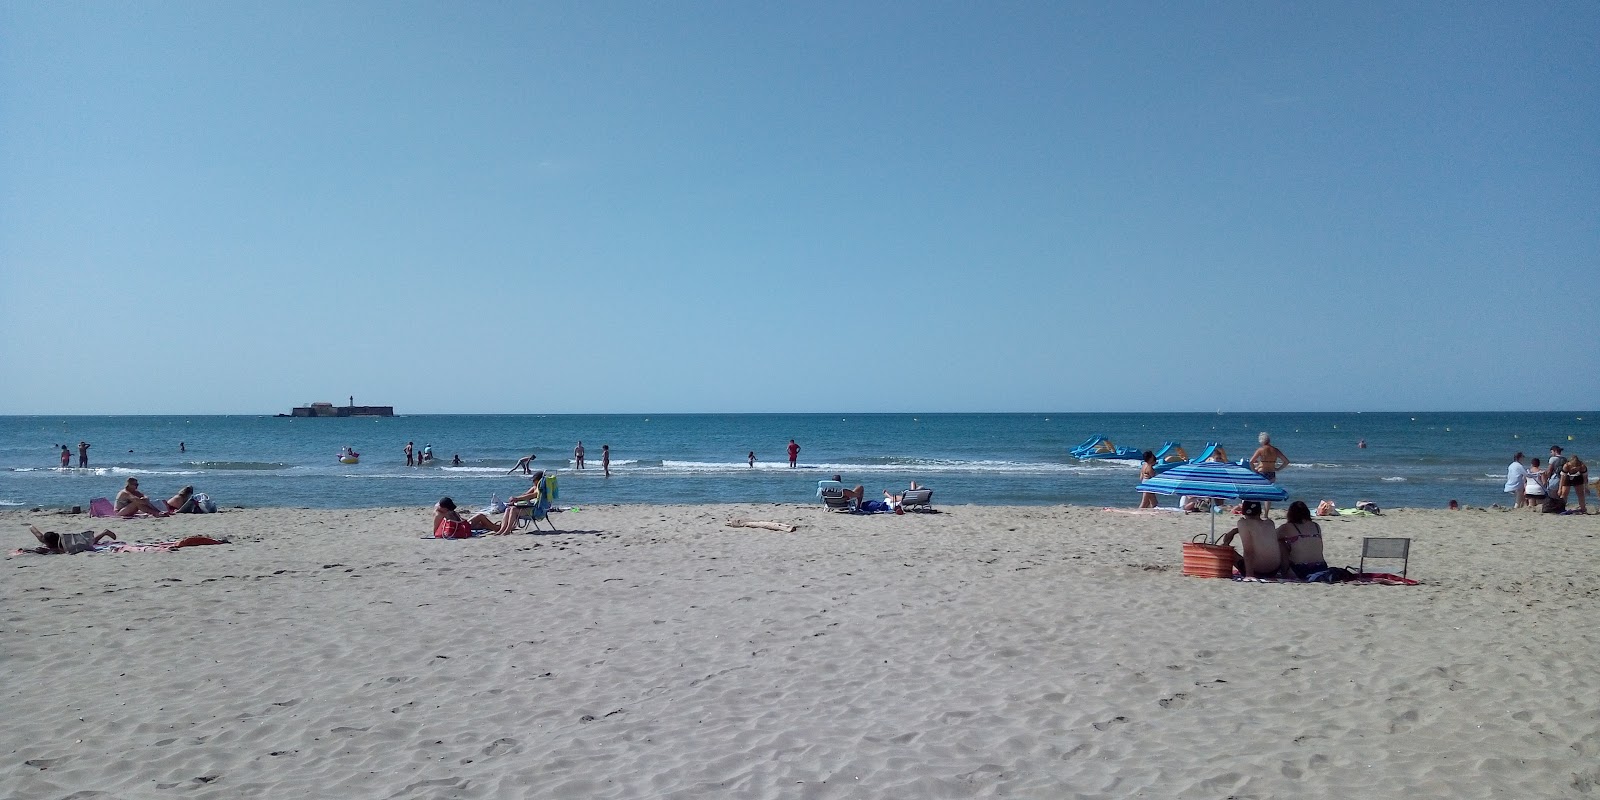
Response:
[0,413,1592,510]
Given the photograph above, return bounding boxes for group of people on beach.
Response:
[113,478,203,517]
[431,470,549,538]
[1220,500,1330,580]
[1506,446,1590,513]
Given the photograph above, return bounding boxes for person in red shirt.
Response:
[787,439,800,468]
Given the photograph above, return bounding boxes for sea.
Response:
[0,412,1591,511]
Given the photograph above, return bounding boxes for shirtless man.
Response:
[1250,432,1290,516]
[508,454,537,475]
[574,441,586,470]
[1220,501,1287,578]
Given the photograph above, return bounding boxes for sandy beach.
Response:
[3,503,1597,799]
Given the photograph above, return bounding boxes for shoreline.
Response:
[3,505,1597,797]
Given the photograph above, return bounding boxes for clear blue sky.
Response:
[2,2,1596,414]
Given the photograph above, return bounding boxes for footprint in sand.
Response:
[1158,693,1189,709]
[1092,716,1129,731]
[482,738,521,756]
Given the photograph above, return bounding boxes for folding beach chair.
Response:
[1359,537,1411,578]
[900,488,934,512]
[513,476,557,533]
[820,488,855,512]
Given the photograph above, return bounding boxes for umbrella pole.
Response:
[1209,508,1217,544]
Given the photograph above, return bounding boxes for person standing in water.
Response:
[787,439,800,468]
[748,451,756,468]
[405,441,414,467]
[574,441,586,470]
[77,441,90,468]
[601,445,610,478]
[508,454,536,475]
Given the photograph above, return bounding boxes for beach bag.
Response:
[436,519,473,539]
[58,531,95,554]
[1356,500,1381,514]
[489,495,506,514]
[194,493,216,513]
[1542,496,1566,514]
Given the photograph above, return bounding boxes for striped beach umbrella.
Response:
[1135,460,1290,543]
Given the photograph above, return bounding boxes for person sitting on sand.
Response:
[115,478,172,517]
[491,471,546,535]
[1523,458,1548,507]
[1276,501,1327,580]
[432,497,498,538]
[24,525,117,554]
[1220,501,1287,578]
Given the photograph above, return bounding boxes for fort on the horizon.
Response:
[283,397,394,418]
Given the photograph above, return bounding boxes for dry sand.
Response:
[3,504,1597,799]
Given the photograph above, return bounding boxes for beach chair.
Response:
[900,488,933,512]
[513,477,557,533]
[820,488,855,512]
[1359,537,1410,577]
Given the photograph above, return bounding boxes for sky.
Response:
[2,2,1596,414]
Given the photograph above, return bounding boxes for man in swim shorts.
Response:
[1250,432,1289,516]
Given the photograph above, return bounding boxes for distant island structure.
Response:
[281,396,394,418]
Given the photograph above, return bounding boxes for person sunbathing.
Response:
[161,485,197,514]
[1220,501,1288,578]
[1276,501,1327,580]
[24,525,117,554]
[115,478,172,517]
[491,472,546,535]
[819,475,865,505]
[432,497,498,538]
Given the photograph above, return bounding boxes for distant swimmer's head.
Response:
[1241,500,1262,517]
[1258,432,1271,445]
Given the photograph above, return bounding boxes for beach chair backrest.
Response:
[901,488,933,511]
[1359,537,1411,577]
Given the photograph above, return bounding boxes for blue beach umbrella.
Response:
[1135,461,1290,543]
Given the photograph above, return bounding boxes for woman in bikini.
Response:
[1277,501,1327,580]
[1560,455,1588,513]
[115,478,172,517]
[1138,451,1159,509]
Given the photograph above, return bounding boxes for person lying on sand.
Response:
[24,525,117,554]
